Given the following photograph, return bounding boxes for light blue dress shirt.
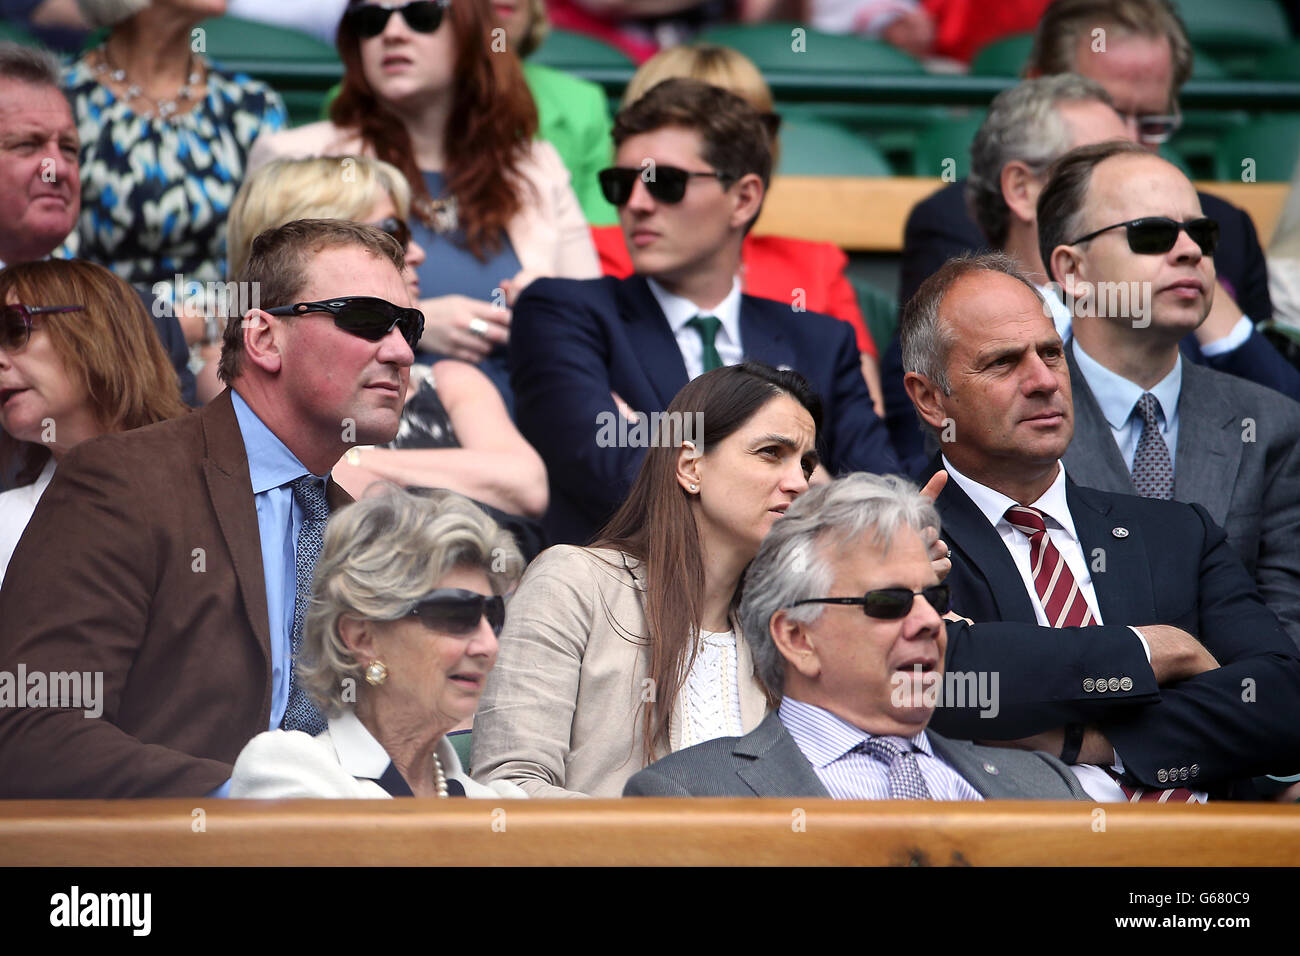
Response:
[1071,339,1182,474]
[208,391,330,798]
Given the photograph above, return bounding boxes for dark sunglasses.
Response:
[0,304,85,351]
[408,588,505,635]
[370,216,411,249]
[598,165,733,206]
[790,584,951,621]
[346,0,450,38]
[1067,216,1219,256]
[264,296,424,351]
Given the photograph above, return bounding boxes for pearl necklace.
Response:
[91,45,203,120]
[432,753,449,798]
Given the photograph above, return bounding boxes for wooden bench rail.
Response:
[756,178,1289,253]
[2,799,1298,866]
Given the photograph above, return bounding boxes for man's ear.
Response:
[728,173,765,231]
[241,309,284,375]
[1000,161,1042,225]
[1050,243,1088,293]
[904,371,949,431]
[771,610,820,680]
[675,439,702,494]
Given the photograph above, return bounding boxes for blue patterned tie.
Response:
[859,737,933,799]
[281,475,329,736]
[1130,392,1174,499]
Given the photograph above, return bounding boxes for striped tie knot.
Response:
[1005,504,1047,537]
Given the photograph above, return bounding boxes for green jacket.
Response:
[524,61,618,226]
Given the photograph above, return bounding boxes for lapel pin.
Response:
[983,762,999,775]
[1112,527,1129,538]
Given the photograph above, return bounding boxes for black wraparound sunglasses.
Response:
[346,0,451,38]
[408,588,505,635]
[598,165,733,206]
[790,584,951,620]
[1067,216,1219,256]
[264,296,424,351]
[369,216,411,249]
[0,304,84,351]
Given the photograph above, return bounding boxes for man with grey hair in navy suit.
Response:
[624,472,1089,801]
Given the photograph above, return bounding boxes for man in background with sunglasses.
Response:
[509,78,896,546]
[625,474,1089,800]
[1041,140,1300,650]
[901,252,1300,801]
[0,219,420,797]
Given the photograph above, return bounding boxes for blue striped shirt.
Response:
[778,698,984,801]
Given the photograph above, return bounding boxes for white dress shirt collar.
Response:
[942,455,1080,541]
[647,275,743,346]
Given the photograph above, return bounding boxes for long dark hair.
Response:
[331,0,538,259]
[593,362,823,762]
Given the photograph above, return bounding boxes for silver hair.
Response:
[0,43,62,88]
[739,473,940,696]
[966,74,1115,248]
[297,486,525,715]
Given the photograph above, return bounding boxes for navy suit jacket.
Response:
[928,464,1300,790]
[510,275,899,545]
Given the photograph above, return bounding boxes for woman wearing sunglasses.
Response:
[471,363,822,797]
[247,0,600,410]
[231,487,527,798]
[0,259,189,582]
[224,156,549,557]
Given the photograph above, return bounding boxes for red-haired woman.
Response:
[248,0,600,411]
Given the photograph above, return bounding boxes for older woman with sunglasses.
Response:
[248,0,599,412]
[223,156,549,553]
[0,259,189,582]
[231,487,527,799]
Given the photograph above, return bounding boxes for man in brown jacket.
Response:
[0,219,419,796]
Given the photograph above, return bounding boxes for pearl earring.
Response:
[365,659,388,686]
[689,483,698,493]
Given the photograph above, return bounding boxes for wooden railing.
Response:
[2,799,1297,866]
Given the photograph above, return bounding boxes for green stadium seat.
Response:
[447,730,473,773]
[777,111,892,175]
[1172,0,1290,76]
[1213,114,1300,181]
[195,15,339,67]
[850,276,899,353]
[0,21,42,47]
[912,110,986,180]
[1258,41,1300,80]
[970,33,1034,77]
[530,28,633,69]
[697,23,924,74]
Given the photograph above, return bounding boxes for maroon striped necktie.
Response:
[1004,505,1199,802]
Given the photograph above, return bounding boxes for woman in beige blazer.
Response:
[471,364,825,797]
[247,0,599,372]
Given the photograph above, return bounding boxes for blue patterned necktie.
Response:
[281,475,329,736]
[859,736,933,799]
[1130,392,1174,499]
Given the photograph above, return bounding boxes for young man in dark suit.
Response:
[900,252,1300,801]
[509,78,897,546]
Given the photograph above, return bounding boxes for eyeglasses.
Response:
[597,165,733,206]
[0,304,85,351]
[1066,216,1219,256]
[790,585,951,620]
[264,296,424,351]
[346,0,450,37]
[1113,106,1183,146]
[408,588,505,635]
[369,216,411,249]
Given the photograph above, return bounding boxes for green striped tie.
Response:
[686,314,723,374]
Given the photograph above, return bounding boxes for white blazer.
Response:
[230,708,525,799]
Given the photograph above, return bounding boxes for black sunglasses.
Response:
[264,296,424,351]
[346,0,450,38]
[1067,217,1219,256]
[598,165,733,206]
[790,584,951,621]
[0,304,85,351]
[370,216,411,249]
[408,588,505,635]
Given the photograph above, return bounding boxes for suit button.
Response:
[1095,676,1108,692]
[1107,677,1121,692]
[1179,767,1189,782]
[1083,678,1095,692]
[1157,769,1170,783]
[1190,764,1200,777]
[1119,676,1133,691]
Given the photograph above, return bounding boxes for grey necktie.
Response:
[859,736,933,799]
[281,475,329,736]
[1130,392,1174,500]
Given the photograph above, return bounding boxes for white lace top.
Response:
[679,628,745,749]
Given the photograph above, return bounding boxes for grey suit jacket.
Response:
[623,712,1090,800]
[1062,344,1300,648]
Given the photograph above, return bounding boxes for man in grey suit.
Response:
[623,474,1088,801]
[1039,140,1300,648]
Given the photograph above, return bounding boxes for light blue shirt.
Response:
[778,698,983,801]
[1071,339,1182,474]
[209,391,330,799]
